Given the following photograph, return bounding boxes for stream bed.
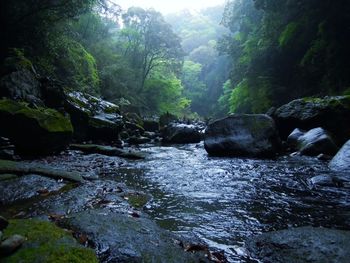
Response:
[1,142,350,262]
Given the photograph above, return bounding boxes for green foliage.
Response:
[53,38,100,94]
[221,0,350,112]
[279,22,300,47]
[144,75,190,116]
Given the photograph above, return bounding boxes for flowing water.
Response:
[110,143,350,262]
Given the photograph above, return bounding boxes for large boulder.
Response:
[272,96,350,145]
[0,99,73,155]
[0,69,43,106]
[247,226,350,263]
[204,114,281,158]
[162,123,202,144]
[329,140,350,172]
[64,91,123,142]
[287,127,338,156]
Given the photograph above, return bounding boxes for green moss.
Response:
[0,99,73,133]
[2,219,98,263]
[3,48,34,72]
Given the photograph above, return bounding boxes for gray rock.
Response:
[0,234,25,256]
[0,69,42,105]
[289,127,338,156]
[65,91,123,142]
[62,209,206,262]
[247,226,350,263]
[329,140,350,172]
[287,128,305,149]
[162,123,202,144]
[272,96,350,145]
[204,114,281,158]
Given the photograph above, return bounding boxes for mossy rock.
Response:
[1,219,98,263]
[0,99,73,155]
[273,95,350,145]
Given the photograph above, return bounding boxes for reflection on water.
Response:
[113,143,350,262]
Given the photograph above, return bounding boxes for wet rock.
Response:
[0,216,9,231]
[0,159,85,183]
[329,140,350,172]
[143,119,159,132]
[272,96,350,145]
[317,153,332,161]
[0,99,73,155]
[0,174,66,205]
[65,91,123,142]
[162,123,202,144]
[127,136,151,145]
[1,219,98,262]
[143,131,157,139]
[204,114,281,158]
[288,127,338,156]
[247,226,350,263]
[159,112,178,127]
[61,209,206,262]
[286,128,305,149]
[70,144,146,159]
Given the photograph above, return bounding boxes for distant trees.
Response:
[120,7,184,91]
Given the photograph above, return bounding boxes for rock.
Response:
[162,123,202,144]
[286,128,305,149]
[329,140,350,172]
[272,96,350,145]
[125,121,145,134]
[308,175,339,188]
[317,153,332,161]
[288,127,338,156]
[127,136,151,145]
[70,144,146,159]
[0,69,43,106]
[0,137,15,160]
[159,112,178,127]
[1,219,98,262]
[204,114,281,158]
[0,216,9,231]
[61,209,207,262]
[0,234,26,256]
[143,119,159,132]
[65,91,123,142]
[0,159,85,183]
[0,99,73,155]
[39,77,66,110]
[247,226,350,263]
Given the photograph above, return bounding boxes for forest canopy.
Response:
[1,0,350,117]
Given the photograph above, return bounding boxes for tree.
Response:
[120,7,184,91]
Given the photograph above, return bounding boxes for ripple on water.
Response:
[113,144,350,262]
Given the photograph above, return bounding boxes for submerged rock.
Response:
[247,226,350,263]
[61,209,206,262]
[0,99,73,155]
[162,123,202,144]
[65,91,123,142]
[1,219,98,262]
[272,96,350,145]
[329,140,350,172]
[287,127,338,156]
[204,114,281,158]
